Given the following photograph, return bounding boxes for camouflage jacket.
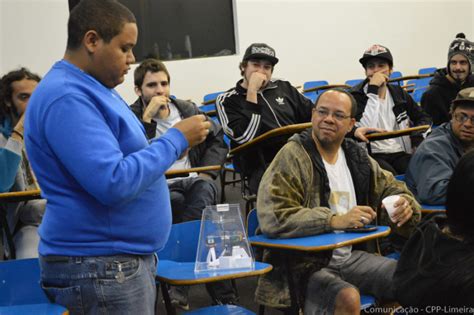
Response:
[254,129,421,308]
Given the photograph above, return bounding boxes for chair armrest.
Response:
[366,125,430,142]
[229,122,312,157]
[165,165,222,177]
[0,189,42,203]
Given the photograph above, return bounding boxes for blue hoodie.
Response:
[25,60,187,256]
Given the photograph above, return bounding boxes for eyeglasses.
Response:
[314,108,351,121]
[453,112,474,125]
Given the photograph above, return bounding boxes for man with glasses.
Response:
[255,89,420,313]
[406,87,474,205]
[422,33,474,125]
[350,44,431,175]
[217,43,379,194]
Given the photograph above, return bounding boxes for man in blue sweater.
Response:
[24,0,210,313]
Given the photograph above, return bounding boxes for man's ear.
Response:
[134,86,142,97]
[83,30,101,53]
[348,118,356,133]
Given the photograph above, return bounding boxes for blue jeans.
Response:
[169,177,217,223]
[39,254,157,315]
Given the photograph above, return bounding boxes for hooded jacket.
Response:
[421,68,474,125]
[255,129,421,308]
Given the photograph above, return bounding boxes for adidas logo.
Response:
[275,97,285,105]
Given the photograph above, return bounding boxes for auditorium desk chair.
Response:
[156,220,272,315]
[0,258,68,314]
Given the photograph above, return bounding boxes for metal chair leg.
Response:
[0,205,15,260]
[160,282,176,315]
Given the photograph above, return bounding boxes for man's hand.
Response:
[383,196,413,227]
[330,206,377,230]
[246,72,268,104]
[247,72,268,94]
[142,96,170,123]
[354,127,387,143]
[173,115,211,148]
[369,72,389,87]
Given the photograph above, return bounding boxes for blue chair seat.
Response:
[0,258,67,314]
[185,304,255,314]
[0,303,68,315]
[157,260,272,285]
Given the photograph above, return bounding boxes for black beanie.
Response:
[447,33,473,75]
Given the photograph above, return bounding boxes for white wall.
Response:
[1,0,473,104]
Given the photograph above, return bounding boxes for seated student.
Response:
[406,87,474,205]
[216,43,315,194]
[130,59,236,309]
[255,89,421,313]
[217,43,381,194]
[0,67,45,259]
[422,33,474,125]
[394,150,474,308]
[350,44,432,175]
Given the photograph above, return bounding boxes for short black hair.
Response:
[67,0,136,51]
[314,88,358,118]
[0,67,41,120]
[134,59,171,88]
[446,149,474,241]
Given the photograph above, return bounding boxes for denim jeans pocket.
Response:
[41,283,84,314]
[101,256,141,283]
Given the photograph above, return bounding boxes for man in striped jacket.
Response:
[216,43,314,193]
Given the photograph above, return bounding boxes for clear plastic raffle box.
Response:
[194,204,254,273]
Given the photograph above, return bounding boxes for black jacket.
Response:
[130,98,228,179]
[350,80,432,149]
[394,215,474,309]
[215,79,313,190]
[421,68,474,125]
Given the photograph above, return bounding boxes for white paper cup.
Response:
[382,195,400,222]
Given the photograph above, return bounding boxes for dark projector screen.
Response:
[69,0,237,62]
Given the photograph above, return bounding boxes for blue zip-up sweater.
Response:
[24,60,188,256]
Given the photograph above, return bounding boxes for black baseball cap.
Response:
[359,44,393,68]
[242,43,279,66]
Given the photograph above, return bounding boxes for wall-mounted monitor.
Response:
[69,0,237,62]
